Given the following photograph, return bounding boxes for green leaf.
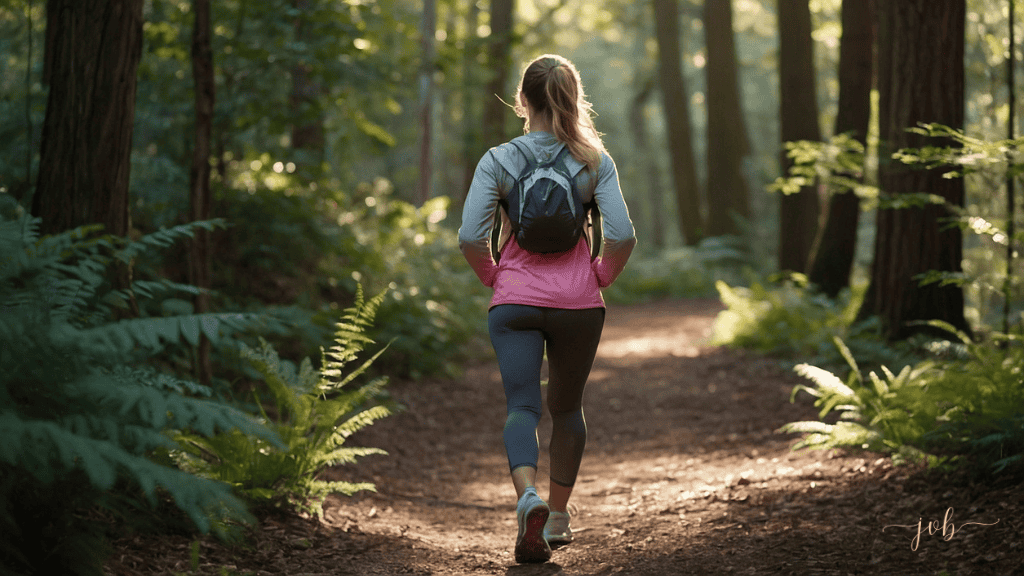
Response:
[180,317,201,346]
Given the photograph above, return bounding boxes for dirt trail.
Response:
[110,299,1023,576]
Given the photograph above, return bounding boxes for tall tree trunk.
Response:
[33,0,143,238]
[777,0,822,272]
[629,76,666,250]
[808,0,875,297]
[417,0,437,205]
[704,0,751,238]
[482,0,514,148]
[628,5,665,250]
[190,0,214,385]
[460,0,483,210]
[860,0,968,340]
[653,0,704,245]
[1004,0,1017,335]
[460,0,483,211]
[290,0,325,166]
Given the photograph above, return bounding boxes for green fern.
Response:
[917,322,1024,474]
[177,286,394,518]
[782,337,942,463]
[1,213,279,576]
[712,277,864,357]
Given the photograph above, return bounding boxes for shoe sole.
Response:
[515,505,551,563]
[546,534,573,549]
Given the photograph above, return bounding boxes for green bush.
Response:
[322,182,492,377]
[0,208,279,575]
[208,171,491,379]
[176,286,395,518]
[711,275,862,356]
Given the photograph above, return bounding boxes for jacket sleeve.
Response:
[458,149,512,287]
[590,153,636,287]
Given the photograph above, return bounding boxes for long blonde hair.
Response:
[515,54,605,173]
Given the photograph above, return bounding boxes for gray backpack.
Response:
[490,142,601,262]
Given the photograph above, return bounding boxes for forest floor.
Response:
[108,299,1024,576]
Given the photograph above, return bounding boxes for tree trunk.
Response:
[33,0,143,238]
[629,76,666,250]
[704,0,751,238]
[482,0,514,148]
[777,0,822,273]
[189,0,214,385]
[417,0,437,205]
[460,0,483,211]
[290,0,325,165]
[808,0,875,297]
[860,0,969,340]
[653,0,704,245]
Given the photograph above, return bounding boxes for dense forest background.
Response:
[1,1,1023,574]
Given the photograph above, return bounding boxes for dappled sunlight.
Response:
[597,299,721,359]
[597,333,703,359]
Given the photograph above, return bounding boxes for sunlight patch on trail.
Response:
[597,333,703,359]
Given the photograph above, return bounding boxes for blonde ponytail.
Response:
[515,55,605,173]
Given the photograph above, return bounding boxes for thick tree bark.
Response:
[860,0,969,339]
[808,0,875,297]
[190,0,214,385]
[482,0,514,148]
[33,0,144,238]
[704,0,751,238]
[777,0,822,273]
[653,0,704,245]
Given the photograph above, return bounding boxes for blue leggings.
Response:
[488,304,605,487]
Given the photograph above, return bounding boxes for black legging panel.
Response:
[488,304,605,487]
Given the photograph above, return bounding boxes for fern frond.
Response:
[309,480,377,497]
[0,410,250,532]
[239,339,305,417]
[66,312,263,356]
[780,421,834,434]
[794,364,857,398]
[325,342,391,389]
[113,219,228,265]
[869,371,890,396]
[832,336,861,380]
[316,446,388,468]
[333,404,393,441]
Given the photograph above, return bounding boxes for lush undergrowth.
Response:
[711,274,1024,478]
[733,126,1024,478]
[196,174,492,381]
[603,235,754,304]
[0,203,394,575]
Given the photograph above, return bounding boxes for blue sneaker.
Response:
[514,488,551,563]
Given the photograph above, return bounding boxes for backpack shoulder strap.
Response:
[509,140,536,172]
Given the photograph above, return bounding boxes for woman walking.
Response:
[458,54,636,564]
